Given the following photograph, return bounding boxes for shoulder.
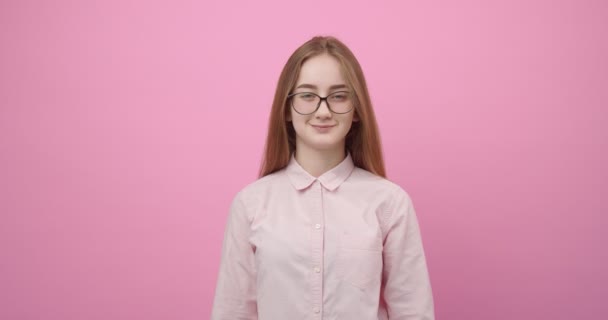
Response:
[350,167,413,203]
[226,170,284,223]
[350,167,415,230]
[230,169,286,211]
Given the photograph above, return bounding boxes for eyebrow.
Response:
[295,84,348,90]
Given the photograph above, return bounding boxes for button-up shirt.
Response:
[211,152,435,319]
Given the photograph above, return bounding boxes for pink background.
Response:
[1,0,607,319]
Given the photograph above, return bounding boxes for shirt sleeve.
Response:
[211,192,258,320]
[381,188,435,320]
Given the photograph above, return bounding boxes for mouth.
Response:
[311,124,336,133]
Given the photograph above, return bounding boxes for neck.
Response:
[294,143,346,178]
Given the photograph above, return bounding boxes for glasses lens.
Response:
[291,91,353,114]
[327,91,352,113]
[292,93,320,114]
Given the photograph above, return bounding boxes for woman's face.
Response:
[287,53,358,153]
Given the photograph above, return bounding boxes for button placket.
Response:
[310,180,324,319]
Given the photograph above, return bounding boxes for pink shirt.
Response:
[211,152,435,319]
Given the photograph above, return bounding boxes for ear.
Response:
[286,112,292,122]
[352,112,360,122]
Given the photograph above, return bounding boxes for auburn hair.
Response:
[258,35,386,178]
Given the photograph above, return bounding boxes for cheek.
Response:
[340,116,355,128]
[291,116,308,132]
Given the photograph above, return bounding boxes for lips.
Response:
[311,124,335,133]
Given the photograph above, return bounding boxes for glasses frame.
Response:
[286,90,354,115]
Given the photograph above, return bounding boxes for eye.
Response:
[298,93,316,101]
[330,92,349,101]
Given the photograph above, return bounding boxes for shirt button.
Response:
[313,306,320,313]
[314,223,321,229]
[314,266,320,273]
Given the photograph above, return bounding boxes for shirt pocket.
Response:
[337,231,383,290]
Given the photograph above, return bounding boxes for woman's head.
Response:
[259,36,386,178]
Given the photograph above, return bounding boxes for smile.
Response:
[311,124,335,132]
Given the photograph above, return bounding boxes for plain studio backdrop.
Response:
[1,0,606,319]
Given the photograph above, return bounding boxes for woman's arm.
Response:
[381,188,435,320]
[210,192,258,320]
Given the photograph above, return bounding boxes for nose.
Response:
[315,99,332,118]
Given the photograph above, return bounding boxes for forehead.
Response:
[296,54,346,88]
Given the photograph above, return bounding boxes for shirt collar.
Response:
[286,151,355,191]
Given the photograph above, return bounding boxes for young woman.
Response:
[211,36,435,320]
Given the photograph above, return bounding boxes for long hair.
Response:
[258,36,386,178]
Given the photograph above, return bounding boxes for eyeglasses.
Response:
[287,91,354,115]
